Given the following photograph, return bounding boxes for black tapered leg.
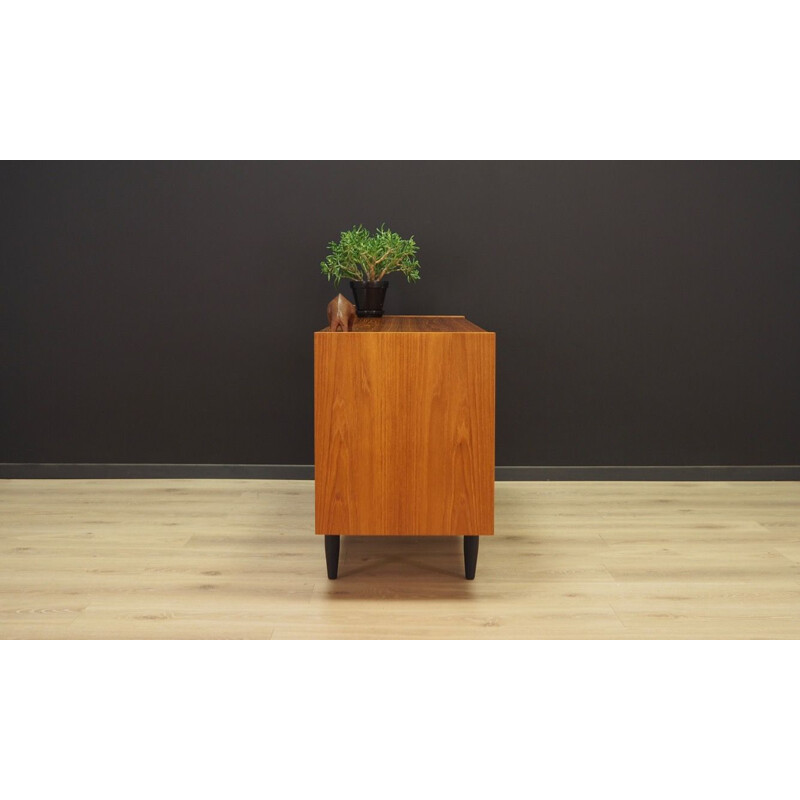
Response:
[464,535,479,580]
[324,535,340,579]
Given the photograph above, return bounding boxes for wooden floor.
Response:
[1,479,799,639]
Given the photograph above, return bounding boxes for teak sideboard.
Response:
[314,315,495,579]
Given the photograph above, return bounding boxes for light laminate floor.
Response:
[1,479,799,639]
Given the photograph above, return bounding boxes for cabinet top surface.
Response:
[317,315,490,333]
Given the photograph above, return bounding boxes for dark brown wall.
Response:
[2,161,799,467]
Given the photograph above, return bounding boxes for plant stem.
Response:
[377,253,406,281]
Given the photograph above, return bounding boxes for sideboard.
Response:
[314,315,495,579]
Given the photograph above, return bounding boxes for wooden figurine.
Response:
[327,294,356,332]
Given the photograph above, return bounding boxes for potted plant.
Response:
[320,224,421,317]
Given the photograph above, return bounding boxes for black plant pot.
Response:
[350,280,389,317]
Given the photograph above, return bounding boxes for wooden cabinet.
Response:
[314,315,495,579]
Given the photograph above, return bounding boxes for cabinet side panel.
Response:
[315,332,494,536]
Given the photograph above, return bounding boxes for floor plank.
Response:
[1,479,799,639]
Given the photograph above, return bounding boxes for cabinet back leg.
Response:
[464,535,479,580]
[325,535,340,579]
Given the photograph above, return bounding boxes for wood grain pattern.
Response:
[318,315,487,333]
[314,320,495,536]
[1,479,799,639]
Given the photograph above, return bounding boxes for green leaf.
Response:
[319,224,422,284]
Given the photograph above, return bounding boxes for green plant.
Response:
[320,224,421,285]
